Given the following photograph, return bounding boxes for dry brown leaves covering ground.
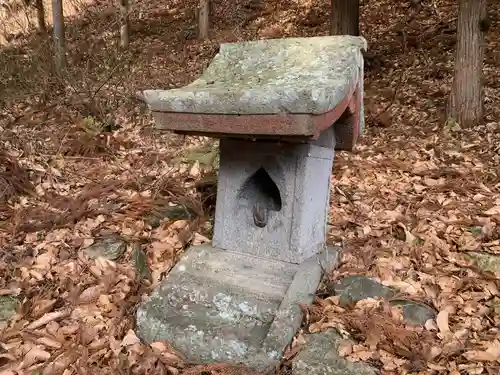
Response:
[0,0,499,374]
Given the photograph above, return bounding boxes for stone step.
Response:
[136,244,338,371]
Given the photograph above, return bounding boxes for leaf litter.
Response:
[0,0,499,374]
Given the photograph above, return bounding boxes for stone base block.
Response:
[136,244,338,371]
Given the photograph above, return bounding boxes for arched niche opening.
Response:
[238,167,282,227]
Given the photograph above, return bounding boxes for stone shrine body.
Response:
[136,35,367,371]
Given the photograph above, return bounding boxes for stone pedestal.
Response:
[213,139,335,264]
[137,35,367,370]
[136,245,337,371]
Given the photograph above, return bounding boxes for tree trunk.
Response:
[330,0,359,35]
[119,0,130,48]
[448,0,487,127]
[35,0,46,33]
[198,0,209,39]
[52,0,66,73]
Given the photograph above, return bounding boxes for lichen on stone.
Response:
[143,36,367,116]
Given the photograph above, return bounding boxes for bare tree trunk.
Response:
[52,0,66,73]
[448,0,487,127]
[330,0,359,35]
[198,0,209,39]
[35,0,46,33]
[119,0,130,48]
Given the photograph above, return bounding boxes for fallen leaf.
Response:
[0,288,21,296]
[458,364,484,374]
[43,353,77,375]
[425,319,438,331]
[426,346,442,361]
[79,285,104,304]
[397,222,417,244]
[484,206,500,216]
[36,336,62,349]
[121,329,140,347]
[166,366,180,375]
[31,299,57,318]
[189,161,200,177]
[82,238,95,248]
[27,309,71,330]
[436,309,450,335]
[19,347,51,369]
[151,341,168,353]
[463,350,497,362]
[338,342,353,357]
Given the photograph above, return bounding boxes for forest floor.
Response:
[0,0,500,374]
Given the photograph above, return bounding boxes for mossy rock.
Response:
[467,252,500,276]
[0,296,18,322]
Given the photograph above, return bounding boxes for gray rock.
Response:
[292,329,377,375]
[0,296,18,322]
[332,275,394,307]
[143,36,366,116]
[330,276,436,326]
[390,299,437,325]
[83,236,126,260]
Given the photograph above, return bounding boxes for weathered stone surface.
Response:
[331,276,436,326]
[332,275,394,307]
[143,36,366,116]
[261,246,339,364]
[83,236,126,260]
[144,36,365,149]
[213,139,334,264]
[0,296,18,322]
[149,106,360,143]
[333,80,362,152]
[292,329,377,375]
[136,244,338,370]
[390,299,437,325]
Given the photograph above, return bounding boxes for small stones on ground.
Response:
[389,299,437,325]
[329,275,437,325]
[292,329,376,375]
[83,235,127,260]
[330,275,394,307]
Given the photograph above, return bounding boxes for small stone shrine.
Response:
[136,35,367,371]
